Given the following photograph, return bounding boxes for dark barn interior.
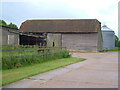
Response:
[19,33,46,46]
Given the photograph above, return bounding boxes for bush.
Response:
[115,35,120,47]
[2,49,70,70]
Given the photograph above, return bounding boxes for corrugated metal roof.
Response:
[101,25,113,31]
[19,19,101,33]
[1,26,19,34]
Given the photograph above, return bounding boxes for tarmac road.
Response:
[3,51,118,88]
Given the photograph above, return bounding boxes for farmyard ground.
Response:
[3,51,118,88]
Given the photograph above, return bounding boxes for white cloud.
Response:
[1,0,119,35]
[65,0,118,35]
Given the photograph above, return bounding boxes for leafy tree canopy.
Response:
[8,22,18,29]
[0,20,7,26]
[115,35,120,47]
[0,20,18,29]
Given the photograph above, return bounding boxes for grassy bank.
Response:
[100,47,120,52]
[2,49,70,70]
[1,45,39,50]
[2,57,85,86]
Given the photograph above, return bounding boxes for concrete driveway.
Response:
[3,51,118,88]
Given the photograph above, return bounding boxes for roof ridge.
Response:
[27,19,97,21]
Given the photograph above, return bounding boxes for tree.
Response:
[118,41,120,47]
[115,35,120,47]
[8,22,18,29]
[0,20,18,29]
[0,20,7,26]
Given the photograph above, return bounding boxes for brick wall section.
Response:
[62,33,98,51]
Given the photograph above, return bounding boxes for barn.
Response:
[0,26,19,45]
[19,19,103,51]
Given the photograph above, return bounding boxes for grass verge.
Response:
[100,47,120,52]
[2,57,85,86]
[2,50,70,70]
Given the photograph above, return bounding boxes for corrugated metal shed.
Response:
[19,19,101,33]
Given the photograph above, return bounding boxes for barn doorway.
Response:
[53,42,55,47]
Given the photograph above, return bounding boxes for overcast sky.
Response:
[1,0,119,36]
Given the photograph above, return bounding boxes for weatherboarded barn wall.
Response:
[19,19,102,51]
[1,26,19,45]
[97,29,103,51]
[47,33,61,47]
[62,33,97,51]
